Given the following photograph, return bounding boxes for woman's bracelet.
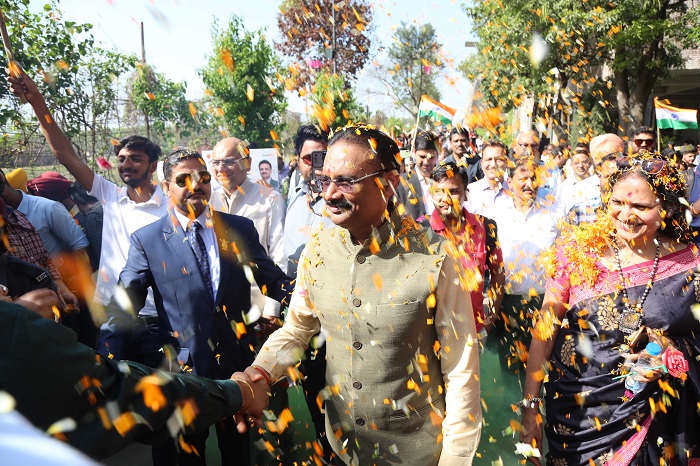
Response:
[252,365,271,386]
[516,397,543,409]
[233,378,255,409]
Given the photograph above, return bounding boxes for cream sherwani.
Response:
[254,210,481,465]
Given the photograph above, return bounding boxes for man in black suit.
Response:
[396,130,439,221]
[106,148,292,465]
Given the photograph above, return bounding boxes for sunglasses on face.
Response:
[300,155,312,165]
[173,171,212,188]
[633,138,655,147]
[615,157,667,174]
[313,169,386,193]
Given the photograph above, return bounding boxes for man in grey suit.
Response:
[235,126,482,466]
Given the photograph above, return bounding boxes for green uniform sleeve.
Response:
[0,301,243,460]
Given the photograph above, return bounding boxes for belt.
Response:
[138,315,159,325]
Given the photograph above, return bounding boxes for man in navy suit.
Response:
[107,148,292,466]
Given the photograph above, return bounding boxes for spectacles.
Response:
[211,157,249,168]
[314,169,387,193]
[518,142,540,149]
[300,155,312,166]
[615,157,667,175]
[633,138,655,147]
[173,170,212,188]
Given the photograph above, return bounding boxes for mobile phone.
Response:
[310,150,326,193]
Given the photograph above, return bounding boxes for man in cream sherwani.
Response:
[239,125,481,466]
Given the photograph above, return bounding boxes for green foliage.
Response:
[0,0,136,167]
[128,63,203,146]
[387,22,444,118]
[308,72,361,132]
[460,0,700,134]
[276,0,373,93]
[199,16,288,146]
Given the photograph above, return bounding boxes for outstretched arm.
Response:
[7,69,95,191]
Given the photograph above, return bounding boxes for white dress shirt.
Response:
[173,207,220,298]
[89,175,167,316]
[489,196,563,295]
[466,177,507,216]
[560,174,601,214]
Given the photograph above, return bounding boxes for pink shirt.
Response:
[428,208,503,331]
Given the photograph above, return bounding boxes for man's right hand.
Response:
[13,289,63,320]
[6,68,42,105]
[232,366,270,433]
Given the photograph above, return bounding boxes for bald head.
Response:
[213,137,247,159]
[212,137,250,192]
[514,130,540,160]
[589,134,623,165]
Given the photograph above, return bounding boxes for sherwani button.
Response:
[352,298,361,307]
[355,418,365,426]
[356,255,366,264]
[353,341,362,350]
[353,382,362,390]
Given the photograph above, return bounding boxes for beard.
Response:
[120,169,150,187]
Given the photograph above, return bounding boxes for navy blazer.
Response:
[395,171,427,221]
[110,210,292,379]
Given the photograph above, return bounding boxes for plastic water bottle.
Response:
[625,342,662,394]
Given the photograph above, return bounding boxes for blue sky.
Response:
[28,0,476,118]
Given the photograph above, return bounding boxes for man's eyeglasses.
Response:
[211,157,249,169]
[615,157,667,175]
[314,169,386,193]
[633,138,655,147]
[518,143,539,149]
[300,155,312,166]
[174,170,212,188]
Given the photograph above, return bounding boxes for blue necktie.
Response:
[187,221,214,300]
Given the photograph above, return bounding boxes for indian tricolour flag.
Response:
[654,97,699,130]
[418,95,456,126]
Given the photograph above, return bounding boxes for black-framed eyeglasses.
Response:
[615,156,667,175]
[211,157,249,169]
[174,170,212,188]
[314,169,387,193]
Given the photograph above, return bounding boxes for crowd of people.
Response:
[2,66,700,466]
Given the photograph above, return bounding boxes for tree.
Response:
[199,16,288,146]
[385,22,444,119]
[0,0,136,168]
[127,63,204,147]
[276,0,373,93]
[460,0,700,135]
[308,72,362,132]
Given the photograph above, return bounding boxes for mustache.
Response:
[186,190,206,199]
[326,199,352,209]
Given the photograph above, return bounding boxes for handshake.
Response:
[231,366,273,433]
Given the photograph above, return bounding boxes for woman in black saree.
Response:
[520,154,700,466]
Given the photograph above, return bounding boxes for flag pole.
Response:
[411,104,421,155]
[653,96,661,153]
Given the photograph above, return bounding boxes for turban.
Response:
[27,171,72,202]
[5,168,28,193]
